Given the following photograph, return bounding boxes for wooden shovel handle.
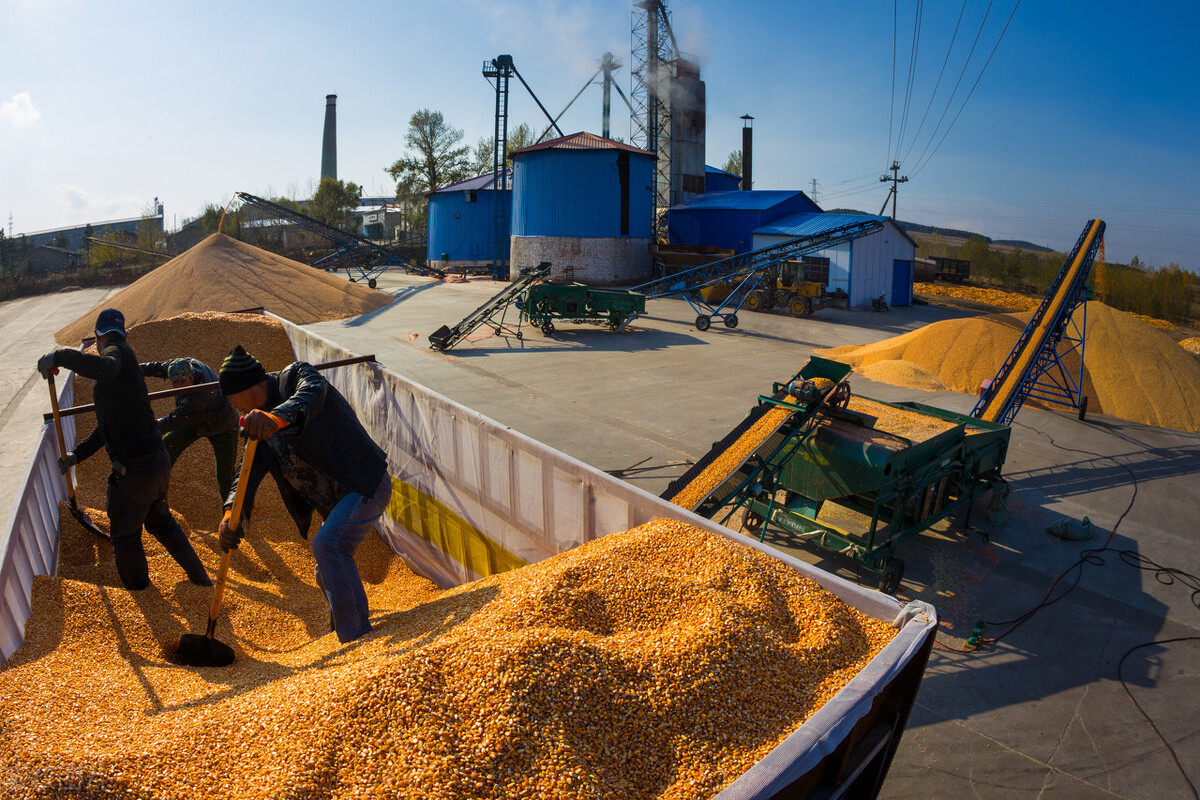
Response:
[206,436,258,631]
[46,371,77,503]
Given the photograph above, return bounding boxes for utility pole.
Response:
[879,161,908,219]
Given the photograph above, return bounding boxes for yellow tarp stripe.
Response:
[385,476,526,578]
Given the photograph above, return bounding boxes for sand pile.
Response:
[55,233,393,345]
[1,512,895,799]
[819,301,1200,433]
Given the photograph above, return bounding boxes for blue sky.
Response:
[2,0,1197,268]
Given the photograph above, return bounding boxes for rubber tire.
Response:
[368,278,377,289]
[541,322,555,336]
[695,316,711,332]
[878,558,905,594]
[790,298,808,317]
[746,292,764,311]
[724,314,739,328]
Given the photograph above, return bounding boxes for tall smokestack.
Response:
[741,114,754,190]
[321,94,338,181]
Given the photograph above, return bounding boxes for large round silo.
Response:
[509,132,654,285]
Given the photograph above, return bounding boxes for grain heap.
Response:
[1,511,896,799]
[55,233,393,346]
[1181,337,1200,356]
[913,282,1039,311]
[818,301,1200,433]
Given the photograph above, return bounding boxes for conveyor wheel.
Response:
[541,322,555,336]
[368,278,377,289]
[878,558,905,594]
[742,506,764,534]
[724,314,739,329]
[695,316,711,331]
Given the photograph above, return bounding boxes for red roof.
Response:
[509,131,655,159]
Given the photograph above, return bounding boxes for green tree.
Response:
[136,203,167,253]
[309,177,362,234]
[471,122,538,176]
[51,233,70,249]
[723,150,743,177]
[386,109,470,197]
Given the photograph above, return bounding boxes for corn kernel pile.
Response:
[0,507,895,799]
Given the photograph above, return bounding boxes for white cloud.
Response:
[1,92,41,126]
[55,184,145,224]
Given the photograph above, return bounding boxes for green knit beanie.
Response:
[219,345,267,396]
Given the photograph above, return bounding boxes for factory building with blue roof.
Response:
[426,171,511,271]
[667,190,917,308]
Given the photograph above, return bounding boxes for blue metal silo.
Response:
[509,132,654,284]
[426,172,511,270]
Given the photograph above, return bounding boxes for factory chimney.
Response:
[321,94,338,181]
[740,114,754,190]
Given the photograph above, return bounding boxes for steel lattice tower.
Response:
[631,0,676,238]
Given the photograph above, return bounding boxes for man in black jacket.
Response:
[140,357,239,499]
[37,308,211,590]
[216,345,391,644]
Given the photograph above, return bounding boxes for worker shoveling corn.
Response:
[1,507,896,799]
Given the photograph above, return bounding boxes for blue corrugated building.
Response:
[752,212,918,307]
[426,172,511,270]
[509,132,655,284]
[704,165,741,193]
[667,190,821,254]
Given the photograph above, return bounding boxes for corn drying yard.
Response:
[0,251,1198,799]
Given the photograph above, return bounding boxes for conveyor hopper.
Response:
[664,357,1010,592]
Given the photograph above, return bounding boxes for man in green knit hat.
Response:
[216,344,391,644]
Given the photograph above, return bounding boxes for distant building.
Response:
[752,213,918,307]
[667,190,821,254]
[19,202,164,251]
[28,245,83,272]
[704,165,741,193]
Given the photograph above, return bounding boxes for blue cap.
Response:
[94,308,126,337]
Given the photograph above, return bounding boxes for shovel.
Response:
[46,369,108,539]
[174,435,258,668]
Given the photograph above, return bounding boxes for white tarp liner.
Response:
[0,319,937,798]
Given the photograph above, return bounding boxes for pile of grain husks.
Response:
[5,314,899,799]
[1,515,895,799]
[55,233,393,346]
[819,301,1200,433]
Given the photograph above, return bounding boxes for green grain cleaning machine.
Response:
[664,357,1011,592]
[521,283,645,336]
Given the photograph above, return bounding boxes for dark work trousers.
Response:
[106,448,211,590]
[162,426,238,501]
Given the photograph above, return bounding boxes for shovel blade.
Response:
[68,503,109,539]
[173,634,236,668]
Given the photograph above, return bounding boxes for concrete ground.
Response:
[3,272,1197,797]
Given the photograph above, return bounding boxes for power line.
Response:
[894,0,925,159]
[887,0,899,166]
[899,0,969,165]
[912,0,1023,177]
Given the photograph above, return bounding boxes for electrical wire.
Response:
[893,0,924,160]
[899,0,969,166]
[937,419,1199,796]
[911,0,1023,178]
[887,0,899,166]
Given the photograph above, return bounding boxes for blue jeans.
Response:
[313,473,392,643]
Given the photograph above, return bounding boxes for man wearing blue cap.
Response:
[139,357,239,500]
[37,308,211,590]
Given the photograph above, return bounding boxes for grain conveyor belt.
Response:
[972,219,1105,425]
[664,397,795,512]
